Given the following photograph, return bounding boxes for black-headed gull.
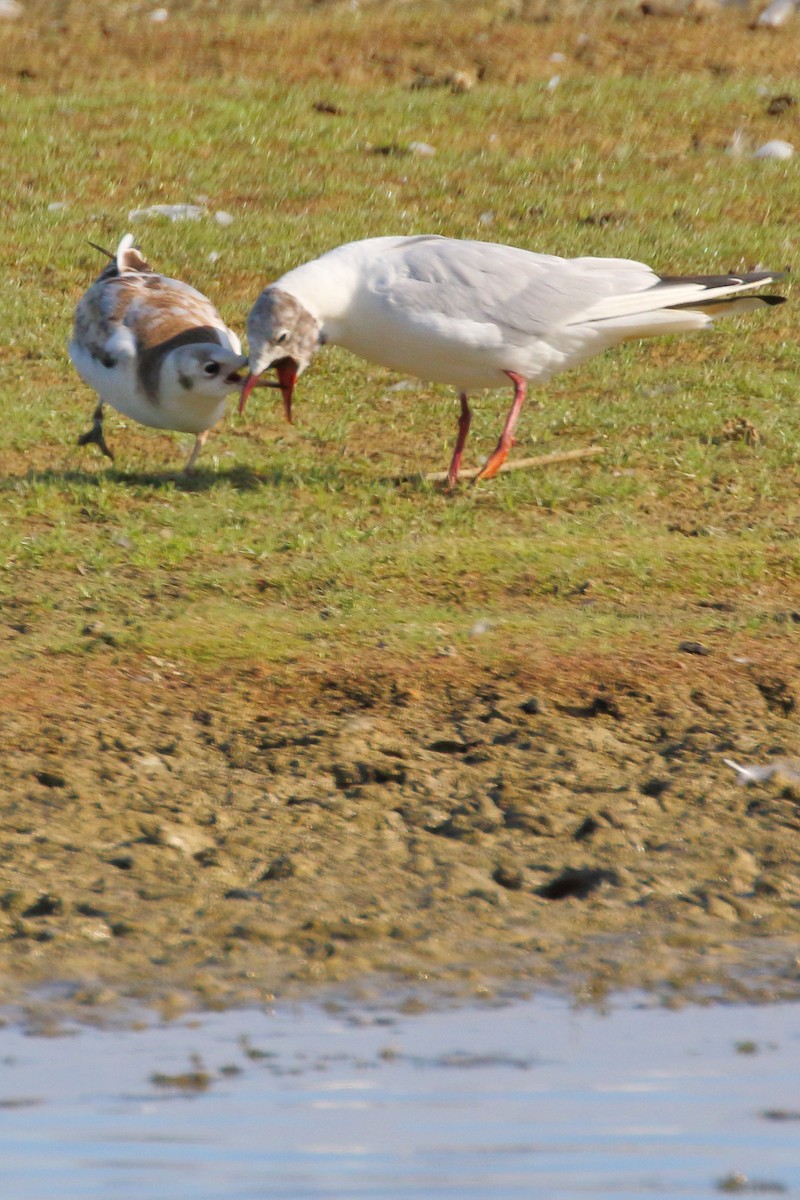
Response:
[69,234,248,472]
[239,235,785,485]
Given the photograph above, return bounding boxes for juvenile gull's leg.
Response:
[78,401,114,462]
[183,429,209,474]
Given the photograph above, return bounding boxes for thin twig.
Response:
[390,445,604,484]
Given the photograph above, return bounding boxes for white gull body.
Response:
[69,234,247,471]
[243,235,785,483]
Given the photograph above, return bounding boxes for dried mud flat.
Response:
[2,644,800,1018]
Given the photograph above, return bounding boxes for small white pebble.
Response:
[753,139,795,159]
[546,74,561,92]
[128,203,204,221]
[478,211,495,225]
[757,0,797,26]
[409,141,436,157]
[470,619,492,637]
[47,201,68,212]
[208,251,221,263]
[149,7,169,21]
[214,210,235,227]
[0,0,23,17]
[549,51,566,63]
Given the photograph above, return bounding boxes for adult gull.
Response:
[240,235,785,485]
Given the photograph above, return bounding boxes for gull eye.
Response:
[276,331,289,345]
[203,361,220,377]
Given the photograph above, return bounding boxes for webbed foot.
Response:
[78,421,115,462]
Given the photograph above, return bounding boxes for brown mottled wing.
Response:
[73,272,236,398]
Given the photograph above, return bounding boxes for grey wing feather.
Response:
[375,238,658,343]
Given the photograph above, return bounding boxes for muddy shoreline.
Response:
[1,645,800,1017]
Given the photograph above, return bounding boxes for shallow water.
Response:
[2,993,799,1200]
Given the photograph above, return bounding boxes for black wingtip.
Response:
[658,270,787,289]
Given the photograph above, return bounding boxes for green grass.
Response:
[0,4,797,681]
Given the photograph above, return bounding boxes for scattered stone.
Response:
[766,93,796,116]
[753,139,795,160]
[678,641,710,656]
[157,823,215,857]
[129,204,205,221]
[133,753,167,775]
[492,863,525,890]
[409,141,436,157]
[755,0,797,27]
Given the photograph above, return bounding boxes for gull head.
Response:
[240,287,321,422]
[171,344,249,397]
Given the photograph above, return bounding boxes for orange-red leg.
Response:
[446,392,472,488]
[474,371,527,482]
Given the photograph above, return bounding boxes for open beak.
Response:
[274,358,297,423]
[239,372,260,413]
[238,358,297,423]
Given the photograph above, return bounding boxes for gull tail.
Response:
[90,233,152,281]
[572,270,786,341]
[112,233,152,275]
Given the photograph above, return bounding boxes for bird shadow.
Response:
[0,464,266,493]
[0,458,356,493]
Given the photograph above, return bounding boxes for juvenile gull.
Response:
[240,235,785,485]
[70,234,248,472]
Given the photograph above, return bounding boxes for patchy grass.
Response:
[0,0,797,684]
